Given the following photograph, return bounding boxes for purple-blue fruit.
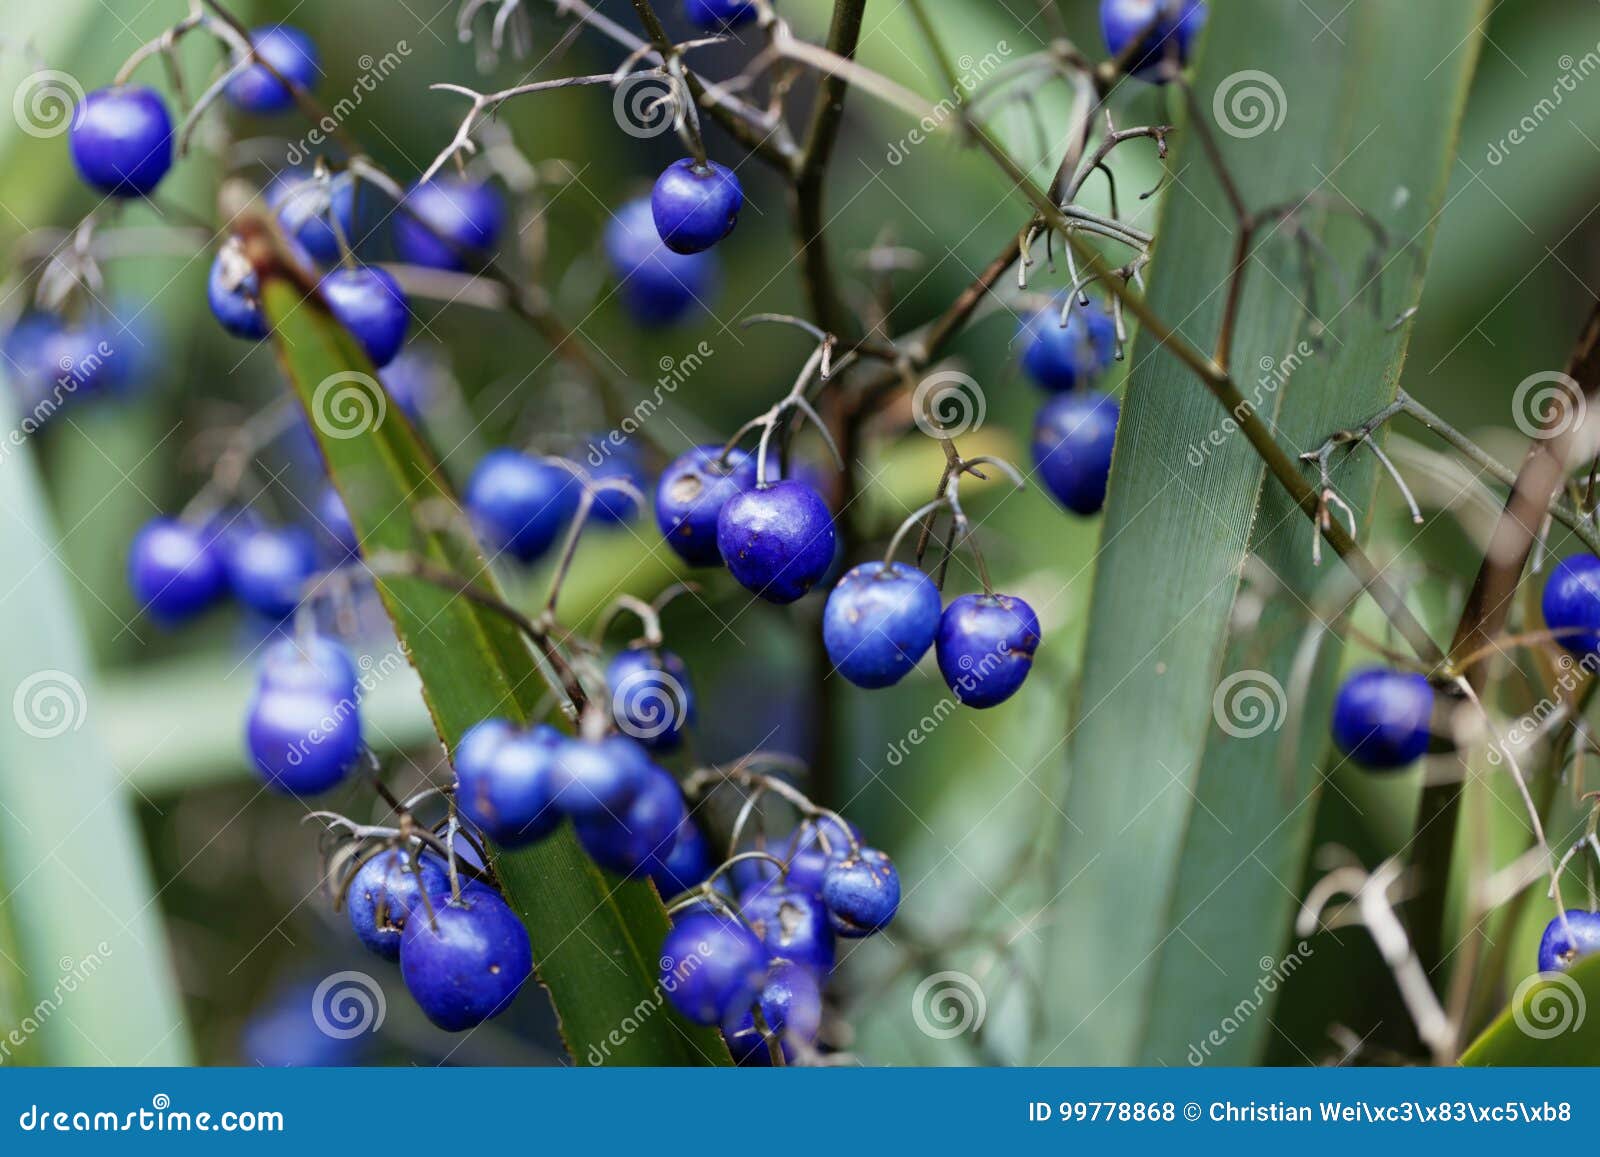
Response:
[935,593,1041,708]
[607,648,695,751]
[651,159,744,254]
[393,176,505,271]
[821,847,900,937]
[1330,668,1433,770]
[69,86,173,197]
[347,848,449,960]
[655,444,758,566]
[716,481,837,604]
[1537,909,1600,973]
[400,888,532,1031]
[127,516,228,623]
[465,449,578,564]
[823,561,941,689]
[225,25,321,114]
[454,722,564,848]
[320,266,409,368]
[1033,390,1119,515]
[659,909,770,1027]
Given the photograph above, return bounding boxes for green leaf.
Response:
[1044,0,1489,1064]
[1460,955,1600,1066]
[260,278,729,1067]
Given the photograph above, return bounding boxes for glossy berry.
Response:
[736,815,859,896]
[573,762,687,878]
[127,517,228,623]
[823,561,941,689]
[651,815,712,897]
[585,442,647,525]
[1032,391,1119,515]
[225,25,320,114]
[267,171,358,264]
[1100,0,1208,80]
[454,721,564,848]
[684,0,758,28]
[741,880,835,972]
[935,593,1041,709]
[1542,554,1600,657]
[548,735,649,821]
[655,445,758,566]
[651,159,744,254]
[347,849,448,960]
[465,450,577,563]
[717,481,837,604]
[224,524,318,618]
[1018,303,1115,391]
[603,197,717,326]
[1330,668,1433,770]
[257,632,358,700]
[69,86,174,197]
[400,888,532,1031]
[726,961,823,1065]
[608,648,695,751]
[320,267,409,368]
[821,847,900,937]
[393,176,504,271]
[246,669,361,796]
[208,244,268,340]
[659,909,770,1027]
[1537,909,1600,973]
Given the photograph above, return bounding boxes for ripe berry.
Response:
[1330,669,1433,770]
[821,847,899,937]
[319,266,409,368]
[240,982,364,1067]
[1018,303,1115,391]
[267,170,358,264]
[464,449,577,563]
[258,632,359,698]
[1537,909,1600,973]
[393,176,504,271]
[655,444,758,566]
[740,880,835,972]
[603,197,717,326]
[400,888,532,1031]
[128,516,228,623]
[823,561,941,689]
[1100,0,1208,80]
[347,848,449,960]
[1032,391,1119,515]
[737,815,859,895]
[684,0,758,28]
[586,442,647,525]
[935,593,1041,708]
[454,721,564,848]
[659,909,770,1027]
[246,636,362,794]
[69,86,174,197]
[650,815,712,896]
[379,348,434,424]
[224,524,318,619]
[225,25,320,114]
[1542,554,1600,656]
[208,244,268,340]
[716,480,837,604]
[548,734,649,821]
[726,961,823,1064]
[608,648,695,751]
[573,762,687,877]
[651,159,744,254]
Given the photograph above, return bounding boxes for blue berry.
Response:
[1018,303,1115,391]
[393,176,504,271]
[1537,909,1600,973]
[726,961,823,1064]
[1542,554,1600,657]
[128,516,228,623]
[208,244,268,340]
[651,159,744,254]
[454,721,564,848]
[650,815,712,896]
[246,674,362,795]
[736,815,859,895]
[586,442,646,524]
[318,486,358,555]
[1330,668,1433,770]
[257,632,359,700]
[320,266,409,368]
[821,847,899,937]
[603,197,718,326]
[659,909,770,1027]
[935,593,1041,708]
[1032,390,1119,515]
[684,0,758,28]
[823,561,941,689]
[741,880,835,971]
[608,648,695,751]
[716,481,837,604]
[379,348,435,424]
[225,25,320,114]
[267,170,358,263]
[465,449,578,563]
[400,888,532,1031]
[69,86,173,197]
[347,848,449,960]
[1100,0,1208,80]
[656,445,758,566]
[224,524,318,618]
[573,762,687,877]
[240,983,363,1067]
[548,734,649,821]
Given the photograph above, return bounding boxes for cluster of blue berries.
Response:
[1020,302,1122,518]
